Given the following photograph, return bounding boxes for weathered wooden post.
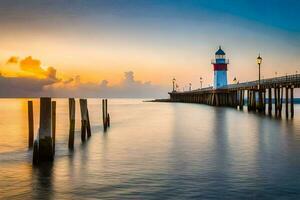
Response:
[253,91,257,112]
[251,90,254,111]
[80,99,88,142]
[105,99,110,127]
[247,90,250,111]
[52,101,56,153]
[268,88,272,116]
[263,89,266,114]
[242,90,245,107]
[275,87,278,116]
[102,99,108,131]
[258,89,263,113]
[28,101,34,148]
[279,87,283,117]
[68,98,75,149]
[291,86,294,118]
[33,97,54,164]
[285,87,289,118]
[102,99,110,130]
[102,99,106,131]
[87,108,91,138]
[239,90,244,110]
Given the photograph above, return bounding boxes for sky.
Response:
[0,0,299,97]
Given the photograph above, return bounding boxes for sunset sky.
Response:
[0,0,299,97]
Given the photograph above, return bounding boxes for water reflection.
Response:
[0,99,300,199]
[32,162,54,199]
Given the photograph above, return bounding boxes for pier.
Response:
[169,74,300,118]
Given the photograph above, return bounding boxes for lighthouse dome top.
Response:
[215,46,225,55]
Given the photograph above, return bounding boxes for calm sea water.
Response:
[0,98,300,199]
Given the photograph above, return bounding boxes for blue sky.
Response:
[0,0,299,97]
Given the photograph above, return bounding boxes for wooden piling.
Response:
[274,87,278,117]
[268,88,272,116]
[258,90,263,113]
[80,99,88,142]
[87,108,91,138]
[262,89,266,114]
[242,90,245,107]
[52,101,56,153]
[291,86,294,118]
[247,90,250,111]
[81,120,86,142]
[239,90,244,110]
[37,97,53,162]
[68,98,75,149]
[253,91,257,111]
[279,87,283,117]
[105,99,110,128]
[102,99,106,131]
[102,99,108,131]
[28,101,34,148]
[285,87,289,118]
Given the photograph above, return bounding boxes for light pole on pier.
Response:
[257,54,262,90]
[200,77,203,89]
[172,78,176,92]
[233,77,237,84]
[189,83,192,91]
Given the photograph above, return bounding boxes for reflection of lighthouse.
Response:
[212,46,228,89]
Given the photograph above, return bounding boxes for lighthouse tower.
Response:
[212,46,228,89]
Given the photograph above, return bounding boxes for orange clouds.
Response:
[0,56,168,97]
[19,56,57,80]
[6,56,19,64]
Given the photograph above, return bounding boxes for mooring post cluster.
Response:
[28,98,111,165]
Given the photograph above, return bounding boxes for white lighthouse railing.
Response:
[211,59,229,64]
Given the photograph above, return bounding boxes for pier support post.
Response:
[253,91,257,112]
[258,89,263,113]
[247,90,250,111]
[268,88,272,116]
[263,89,266,114]
[28,101,34,148]
[291,86,294,118]
[279,87,283,117]
[241,90,245,109]
[68,98,75,149]
[286,87,289,119]
[275,87,278,117]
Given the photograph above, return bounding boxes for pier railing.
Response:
[172,74,300,94]
[223,74,300,90]
[168,73,299,118]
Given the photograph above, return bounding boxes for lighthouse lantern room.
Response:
[212,46,229,89]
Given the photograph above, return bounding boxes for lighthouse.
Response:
[212,46,228,89]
